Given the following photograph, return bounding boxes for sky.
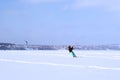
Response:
[0,0,120,45]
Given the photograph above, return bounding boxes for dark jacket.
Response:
[68,46,73,52]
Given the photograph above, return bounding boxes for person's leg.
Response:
[71,51,77,57]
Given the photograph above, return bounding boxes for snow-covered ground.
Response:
[0,50,120,80]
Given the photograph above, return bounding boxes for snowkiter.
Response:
[68,46,77,57]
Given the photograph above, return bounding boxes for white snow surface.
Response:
[0,50,120,80]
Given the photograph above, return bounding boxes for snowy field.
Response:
[0,50,120,80]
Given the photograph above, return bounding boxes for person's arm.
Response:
[71,46,73,51]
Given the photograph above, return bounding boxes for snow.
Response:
[0,50,120,80]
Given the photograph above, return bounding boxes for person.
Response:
[68,45,77,58]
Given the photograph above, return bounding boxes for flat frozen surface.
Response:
[0,50,120,80]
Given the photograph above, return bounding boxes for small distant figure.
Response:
[68,45,77,58]
[25,41,28,48]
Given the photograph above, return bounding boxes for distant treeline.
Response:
[0,43,25,50]
[0,42,60,50]
[0,42,120,50]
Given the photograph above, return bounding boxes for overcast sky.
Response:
[0,0,120,45]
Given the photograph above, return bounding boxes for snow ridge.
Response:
[0,58,120,71]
